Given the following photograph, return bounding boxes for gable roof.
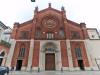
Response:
[38,7,61,14]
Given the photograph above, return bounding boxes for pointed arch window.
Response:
[71,31,80,39]
[59,27,65,38]
[18,44,26,58]
[75,48,82,60]
[20,31,29,39]
[35,27,41,38]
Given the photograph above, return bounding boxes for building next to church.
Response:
[5,3,100,71]
[0,21,12,66]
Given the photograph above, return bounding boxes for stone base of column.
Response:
[69,67,75,71]
[32,67,39,72]
[92,66,99,71]
[74,67,80,71]
[26,66,31,71]
[62,67,69,71]
[21,67,26,71]
[85,67,91,70]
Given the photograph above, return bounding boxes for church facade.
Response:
[5,4,100,71]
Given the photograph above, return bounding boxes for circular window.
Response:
[42,18,57,28]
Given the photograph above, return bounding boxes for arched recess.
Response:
[16,43,25,71]
[0,51,6,66]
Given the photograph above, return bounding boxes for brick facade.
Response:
[60,41,69,67]
[6,4,91,71]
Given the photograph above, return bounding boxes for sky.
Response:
[0,0,100,30]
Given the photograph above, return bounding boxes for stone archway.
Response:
[43,42,57,71]
[39,41,62,71]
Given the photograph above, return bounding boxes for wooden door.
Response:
[45,53,55,70]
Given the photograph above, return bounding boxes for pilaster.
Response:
[27,39,34,71]
[5,39,16,69]
[84,39,93,70]
[66,40,74,71]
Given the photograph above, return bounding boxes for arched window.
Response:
[75,47,82,60]
[20,31,29,39]
[71,31,80,39]
[18,44,26,58]
[35,27,41,38]
[59,28,65,38]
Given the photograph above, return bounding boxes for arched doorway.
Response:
[42,42,58,71]
[0,51,5,66]
[40,41,62,71]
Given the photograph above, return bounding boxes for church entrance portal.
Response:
[45,53,55,70]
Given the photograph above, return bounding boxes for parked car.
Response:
[0,66,9,75]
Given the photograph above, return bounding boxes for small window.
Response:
[71,31,80,39]
[92,35,95,38]
[35,27,41,38]
[59,30,65,38]
[18,47,25,58]
[20,31,29,39]
[36,30,41,38]
[75,48,82,60]
[47,33,54,40]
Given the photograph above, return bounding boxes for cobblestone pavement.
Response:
[9,71,100,75]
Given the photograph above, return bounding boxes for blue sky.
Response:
[0,0,100,30]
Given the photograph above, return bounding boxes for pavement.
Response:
[9,71,100,75]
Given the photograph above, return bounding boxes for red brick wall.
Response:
[32,41,40,67]
[11,41,30,67]
[60,41,69,67]
[70,41,89,67]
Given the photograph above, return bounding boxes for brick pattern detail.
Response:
[32,41,40,67]
[70,41,89,67]
[60,41,69,67]
[11,41,30,67]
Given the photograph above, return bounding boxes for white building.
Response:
[0,21,12,43]
[0,21,12,66]
[87,28,100,70]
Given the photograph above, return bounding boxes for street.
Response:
[9,71,100,75]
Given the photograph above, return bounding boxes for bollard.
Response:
[61,67,63,72]
[38,67,40,72]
